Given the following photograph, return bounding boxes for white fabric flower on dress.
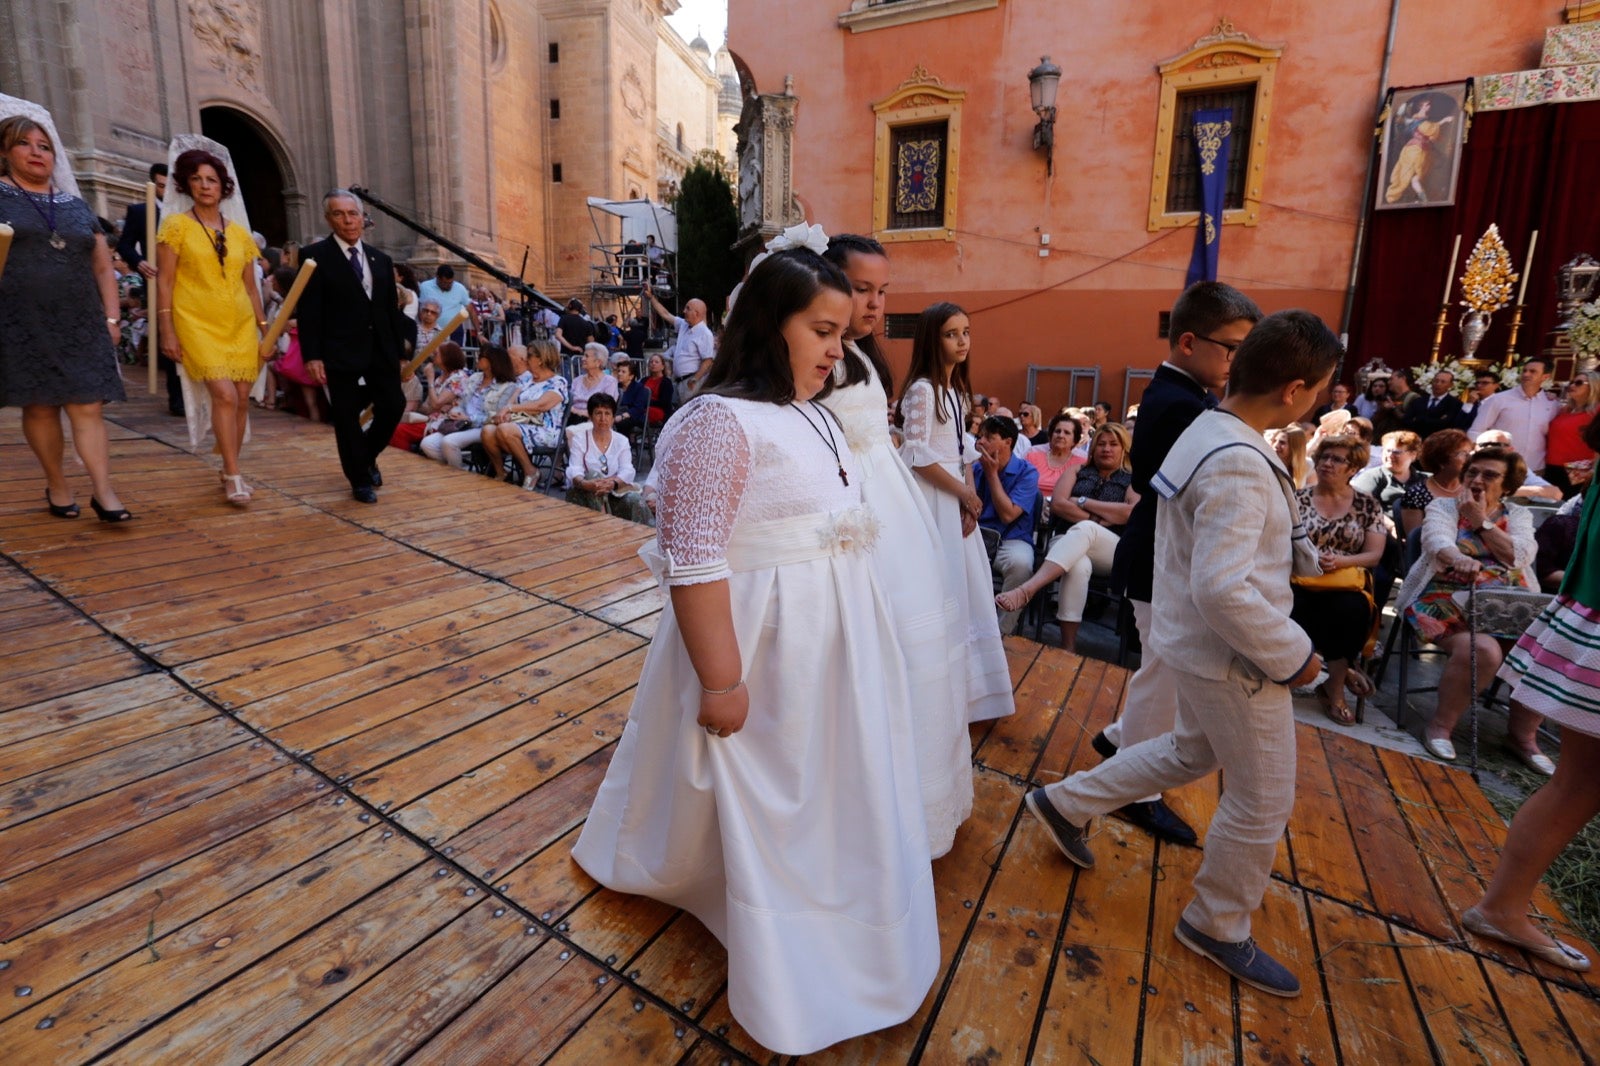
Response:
[818,506,882,556]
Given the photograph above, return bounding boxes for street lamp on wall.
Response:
[1028,55,1062,176]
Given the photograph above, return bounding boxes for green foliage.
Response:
[674,161,740,322]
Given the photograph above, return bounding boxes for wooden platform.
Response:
[1,385,1597,1065]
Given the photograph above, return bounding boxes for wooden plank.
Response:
[1478,957,1592,1066]
[106,863,477,1064]
[0,827,423,1062]
[1235,878,1340,1066]
[0,673,183,747]
[0,649,150,712]
[1545,980,1600,1062]
[970,648,1078,782]
[1036,656,1118,782]
[492,825,597,927]
[1389,924,1523,1065]
[1307,894,1435,1064]
[622,912,729,1032]
[438,748,613,879]
[538,976,696,1066]
[1029,815,1156,1065]
[404,941,610,1065]
[1285,724,1377,910]
[0,792,356,1017]
[1376,746,1488,927]
[0,690,213,785]
[1136,840,1234,1066]
[260,897,543,1065]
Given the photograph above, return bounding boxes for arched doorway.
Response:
[199,106,290,245]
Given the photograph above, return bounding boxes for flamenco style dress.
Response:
[828,347,973,857]
[0,182,125,408]
[572,395,939,1056]
[899,379,1015,722]
[156,212,259,381]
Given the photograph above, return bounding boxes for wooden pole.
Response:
[402,306,469,380]
[257,259,317,361]
[145,181,159,395]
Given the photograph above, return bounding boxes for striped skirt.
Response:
[1499,594,1600,738]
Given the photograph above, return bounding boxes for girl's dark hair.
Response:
[587,392,618,415]
[899,301,971,425]
[172,148,237,199]
[822,234,894,395]
[699,248,851,404]
[480,344,514,383]
[437,341,466,373]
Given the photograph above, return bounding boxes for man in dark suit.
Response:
[1102,281,1262,847]
[115,163,182,415]
[297,190,408,503]
[1408,368,1463,439]
[1372,366,1424,440]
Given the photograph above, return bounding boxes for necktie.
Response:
[348,245,364,289]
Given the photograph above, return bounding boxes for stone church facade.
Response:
[0,0,732,302]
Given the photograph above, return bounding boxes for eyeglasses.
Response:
[1194,334,1242,356]
[1314,455,1349,467]
[1463,468,1504,482]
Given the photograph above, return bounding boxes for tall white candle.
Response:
[1516,229,1539,306]
[1442,233,1461,306]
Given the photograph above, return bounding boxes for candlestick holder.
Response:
[1428,302,1449,364]
[1503,303,1525,368]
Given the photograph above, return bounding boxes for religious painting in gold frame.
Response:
[1376,83,1469,211]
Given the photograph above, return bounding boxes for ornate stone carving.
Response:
[188,0,262,91]
[621,65,647,121]
[1191,17,1252,51]
[733,90,802,244]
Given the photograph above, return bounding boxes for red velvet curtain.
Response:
[1346,99,1600,375]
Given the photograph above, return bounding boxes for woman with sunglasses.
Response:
[157,148,267,505]
[1543,372,1599,498]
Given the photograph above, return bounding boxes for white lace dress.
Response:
[572,394,939,1056]
[827,350,973,857]
[899,379,1015,722]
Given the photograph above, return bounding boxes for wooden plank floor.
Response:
[2,382,1597,1065]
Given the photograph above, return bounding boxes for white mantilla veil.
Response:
[0,93,82,198]
[162,133,256,448]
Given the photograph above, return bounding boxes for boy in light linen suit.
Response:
[1025,310,1342,997]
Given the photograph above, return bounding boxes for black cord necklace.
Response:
[790,400,849,487]
[942,385,966,461]
[190,208,228,274]
[5,178,65,250]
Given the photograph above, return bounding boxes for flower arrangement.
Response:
[1458,224,1519,314]
[1569,298,1600,361]
[1414,358,1521,397]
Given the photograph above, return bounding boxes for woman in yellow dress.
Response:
[156,147,266,504]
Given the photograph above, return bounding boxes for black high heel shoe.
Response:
[89,497,134,523]
[45,490,79,519]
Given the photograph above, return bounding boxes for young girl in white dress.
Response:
[822,234,973,857]
[898,302,1014,722]
[572,248,939,1056]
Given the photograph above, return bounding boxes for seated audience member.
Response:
[1313,381,1360,423]
[420,345,518,468]
[414,299,444,353]
[973,414,1041,635]
[1474,430,1563,500]
[394,341,470,451]
[1266,425,1310,488]
[1353,429,1424,507]
[1017,403,1048,446]
[1123,403,1139,433]
[1345,416,1379,468]
[994,406,1031,458]
[1400,428,1472,536]
[1291,434,1385,724]
[1543,372,1598,498]
[1534,497,1580,592]
[481,338,569,489]
[995,423,1136,652]
[611,355,650,438]
[569,342,619,422]
[641,353,674,426]
[564,394,651,522]
[1393,445,1549,770]
[1024,412,1086,498]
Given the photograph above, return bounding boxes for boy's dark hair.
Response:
[978,414,1018,446]
[1169,281,1262,351]
[1227,310,1344,397]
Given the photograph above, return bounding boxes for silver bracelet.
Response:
[701,678,745,696]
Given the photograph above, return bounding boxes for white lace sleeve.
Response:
[655,399,750,586]
[898,379,942,467]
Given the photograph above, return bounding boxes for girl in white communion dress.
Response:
[572,247,939,1056]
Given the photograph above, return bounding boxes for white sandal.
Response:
[223,474,252,505]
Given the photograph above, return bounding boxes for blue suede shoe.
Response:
[1025,787,1095,869]
[1175,916,1301,997]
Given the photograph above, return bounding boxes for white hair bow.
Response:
[730,221,831,314]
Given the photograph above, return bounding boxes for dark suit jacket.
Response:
[297,236,407,374]
[1111,362,1217,601]
[115,203,159,271]
[1407,393,1463,439]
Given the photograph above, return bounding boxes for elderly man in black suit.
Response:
[297,189,408,503]
[115,163,182,415]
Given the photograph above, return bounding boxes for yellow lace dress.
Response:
[157,212,259,381]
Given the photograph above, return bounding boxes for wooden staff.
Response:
[145,181,159,394]
[402,306,468,379]
[257,258,317,361]
[0,222,12,280]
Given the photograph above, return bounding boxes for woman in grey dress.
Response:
[0,114,130,520]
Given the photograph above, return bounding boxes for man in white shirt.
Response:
[1468,358,1558,471]
[645,284,714,398]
